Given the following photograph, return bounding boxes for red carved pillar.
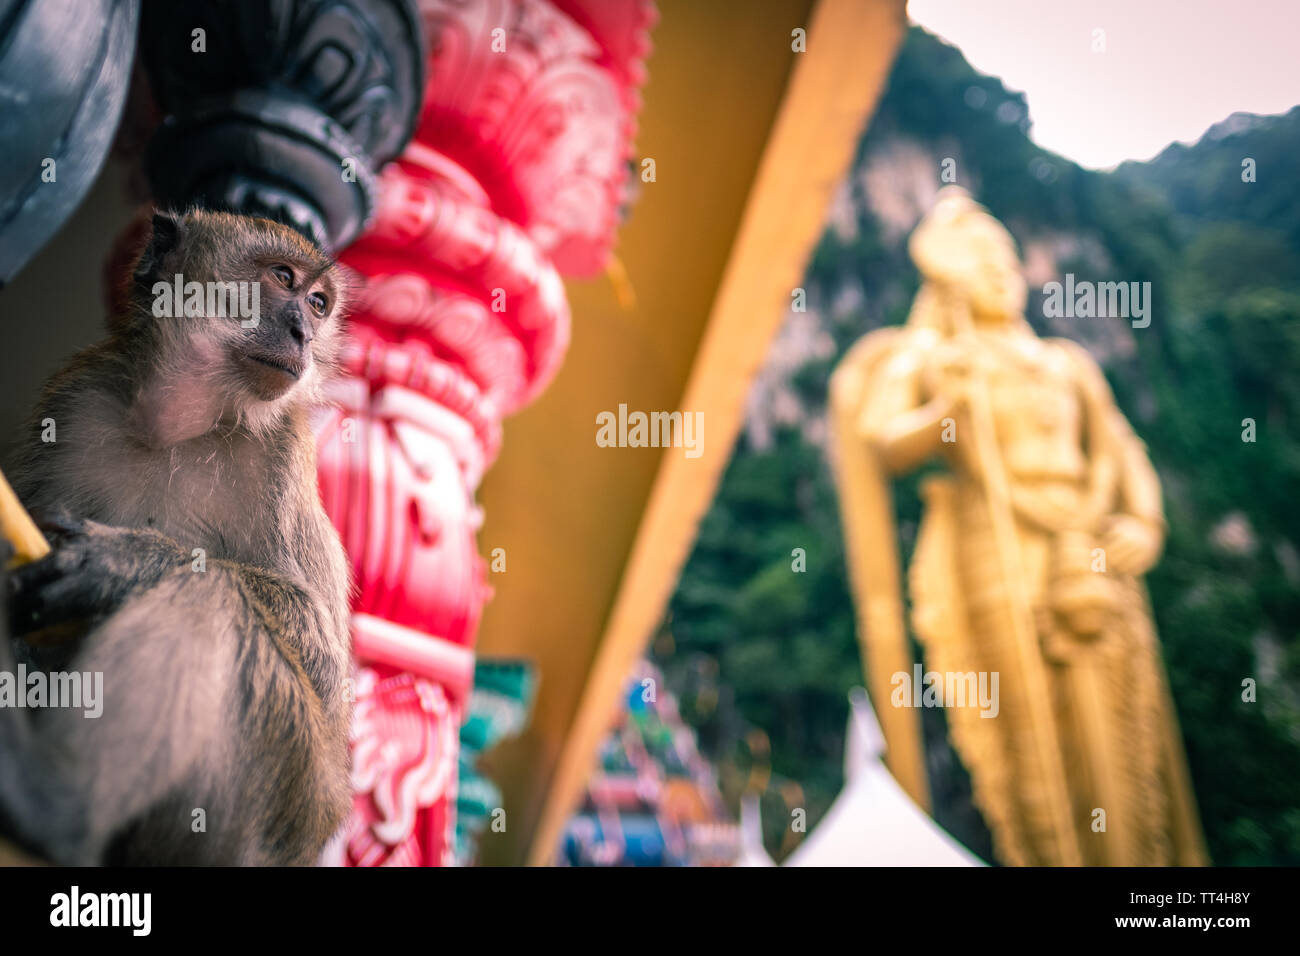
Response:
[316,0,655,867]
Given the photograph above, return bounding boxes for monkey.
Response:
[0,209,353,865]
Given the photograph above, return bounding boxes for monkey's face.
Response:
[131,209,347,413]
[237,259,339,401]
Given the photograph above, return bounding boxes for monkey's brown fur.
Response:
[0,210,353,865]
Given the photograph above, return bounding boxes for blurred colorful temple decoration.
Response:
[560,662,737,866]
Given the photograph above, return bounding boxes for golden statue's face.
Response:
[909,195,1029,324]
[965,229,1028,321]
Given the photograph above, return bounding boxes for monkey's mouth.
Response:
[245,353,304,380]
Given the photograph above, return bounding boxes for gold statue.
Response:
[829,187,1207,866]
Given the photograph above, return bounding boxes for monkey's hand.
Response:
[6,512,188,637]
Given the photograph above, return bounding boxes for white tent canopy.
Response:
[733,794,777,867]
[735,688,984,867]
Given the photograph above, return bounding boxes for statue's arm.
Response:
[1060,340,1166,572]
[857,349,955,474]
[1066,341,1123,531]
[1113,413,1165,525]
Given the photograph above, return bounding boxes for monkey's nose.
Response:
[285,310,313,346]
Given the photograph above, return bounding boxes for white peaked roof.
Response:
[733,794,777,867]
[779,688,984,867]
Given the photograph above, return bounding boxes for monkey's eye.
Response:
[307,291,329,316]
[269,264,294,288]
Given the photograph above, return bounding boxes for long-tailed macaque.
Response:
[0,210,352,865]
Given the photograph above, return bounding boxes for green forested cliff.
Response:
[655,26,1300,865]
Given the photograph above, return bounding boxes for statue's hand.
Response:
[922,338,982,411]
[1101,514,1164,576]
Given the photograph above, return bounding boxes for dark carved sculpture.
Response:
[139,0,425,251]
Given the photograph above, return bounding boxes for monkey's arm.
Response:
[7,513,190,637]
[8,514,345,699]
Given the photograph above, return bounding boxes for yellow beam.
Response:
[526,0,907,865]
[476,0,821,866]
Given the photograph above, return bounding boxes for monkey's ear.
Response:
[133,211,185,284]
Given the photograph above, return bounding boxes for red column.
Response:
[316,0,655,867]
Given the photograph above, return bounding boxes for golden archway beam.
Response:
[524,0,908,866]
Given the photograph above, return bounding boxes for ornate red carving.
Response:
[321,0,654,866]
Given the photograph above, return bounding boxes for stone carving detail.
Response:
[318,0,655,866]
[139,0,425,250]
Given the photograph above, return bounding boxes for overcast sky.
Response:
[907,0,1300,169]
